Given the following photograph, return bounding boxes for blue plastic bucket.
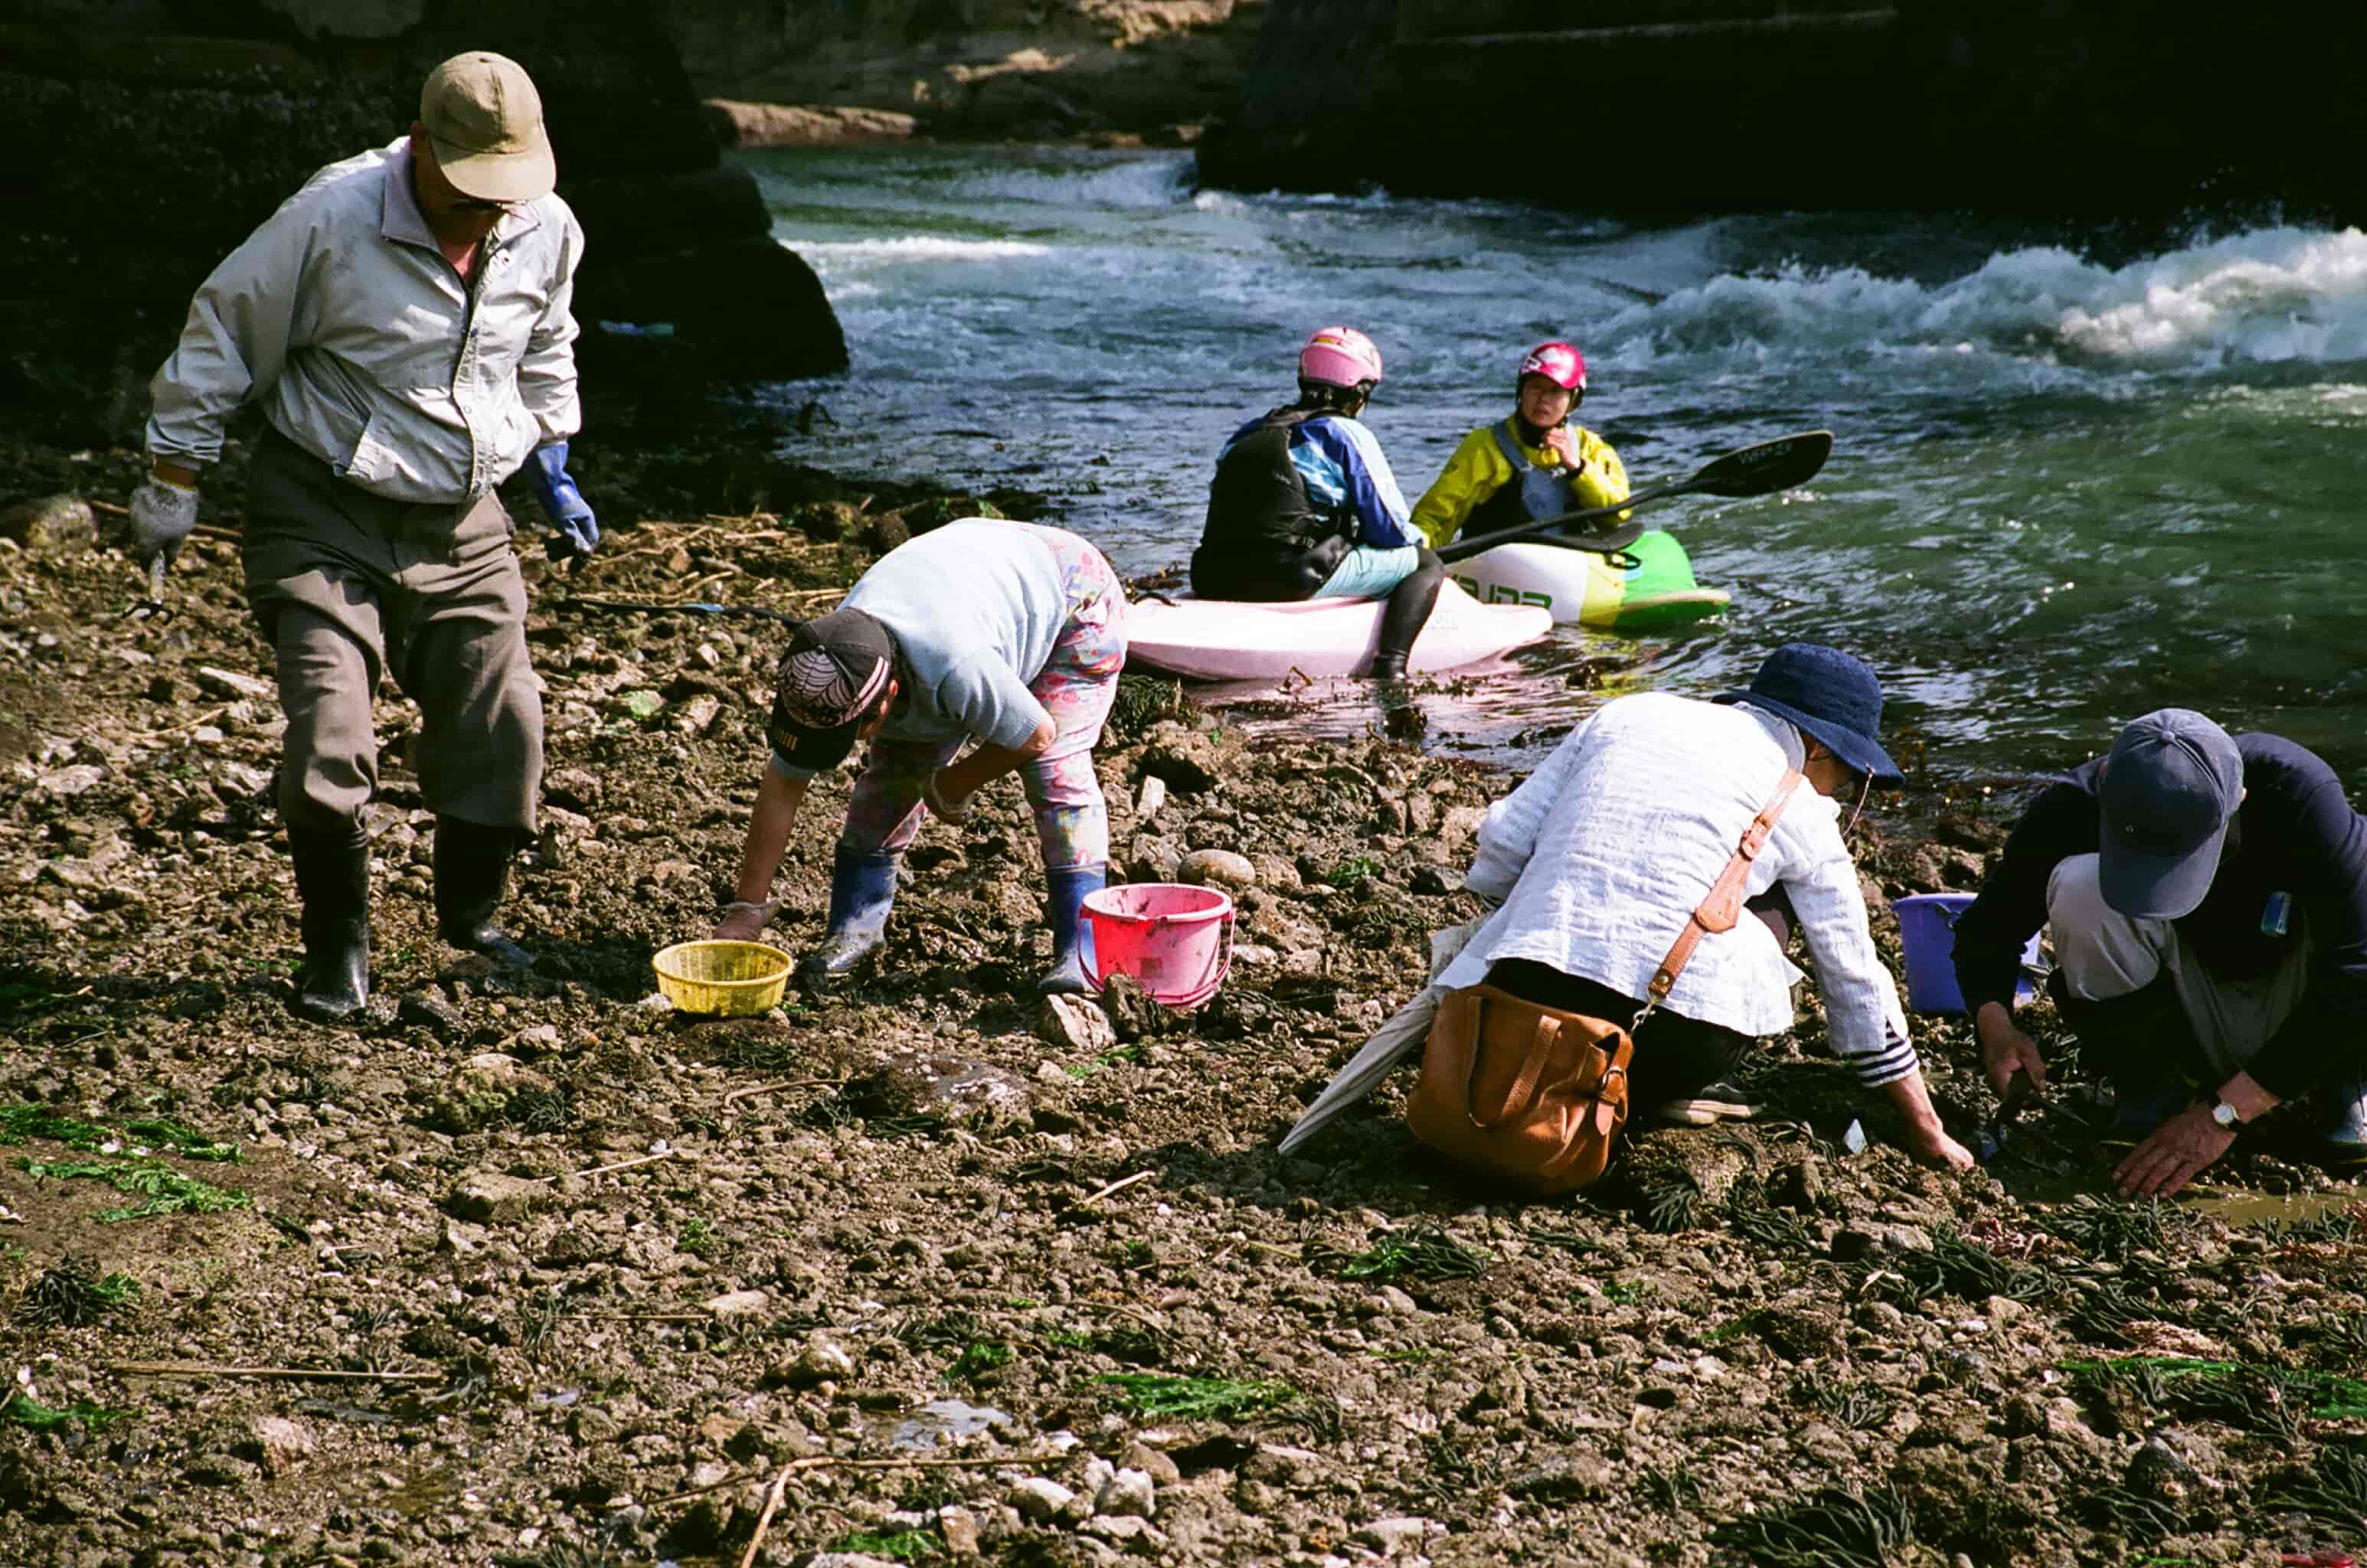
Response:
[1891,892,2040,1015]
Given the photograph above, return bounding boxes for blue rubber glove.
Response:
[528,442,598,561]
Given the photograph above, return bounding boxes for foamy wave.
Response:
[797,236,1056,269]
[1600,227,2367,371]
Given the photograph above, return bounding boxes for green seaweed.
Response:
[1097,1372,1300,1421]
[11,1253,139,1326]
[21,1155,252,1222]
[2,1392,133,1431]
[0,1102,239,1162]
[1306,1222,1489,1283]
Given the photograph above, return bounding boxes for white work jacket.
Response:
[146,136,584,505]
[1441,692,1920,1086]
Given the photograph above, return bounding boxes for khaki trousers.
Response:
[2047,852,2310,1080]
[241,430,542,842]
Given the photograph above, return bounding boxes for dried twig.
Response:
[656,1452,1047,1511]
[1078,1170,1156,1208]
[577,1150,677,1179]
[106,1361,441,1383]
[721,1076,844,1109]
[155,705,232,737]
[737,1460,795,1568]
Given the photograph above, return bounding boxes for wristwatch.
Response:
[2206,1095,2242,1129]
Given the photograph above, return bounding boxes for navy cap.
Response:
[1712,642,1905,788]
[2097,708,2243,919]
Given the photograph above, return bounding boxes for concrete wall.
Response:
[1201,0,2367,221]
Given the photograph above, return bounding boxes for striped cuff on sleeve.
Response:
[1849,1034,1921,1089]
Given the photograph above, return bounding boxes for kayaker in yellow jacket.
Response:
[1412,341,1631,548]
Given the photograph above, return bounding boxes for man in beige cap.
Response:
[133,51,597,1022]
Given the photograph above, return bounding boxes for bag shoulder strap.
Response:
[1642,767,1804,1015]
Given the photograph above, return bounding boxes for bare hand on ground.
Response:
[2114,1105,2237,1197]
[713,901,775,942]
[1974,1003,2048,1096]
[1911,1123,1977,1171]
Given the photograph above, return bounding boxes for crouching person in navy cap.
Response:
[1431,642,1973,1167]
[1951,710,2367,1196]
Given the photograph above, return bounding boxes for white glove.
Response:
[924,770,975,824]
[129,479,200,570]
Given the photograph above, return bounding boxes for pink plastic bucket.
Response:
[1081,883,1234,1009]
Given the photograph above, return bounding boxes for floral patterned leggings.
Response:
[841,526,1127,872]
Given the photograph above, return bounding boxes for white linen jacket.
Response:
[146,137,584,505]
[1439,691,1918,1086]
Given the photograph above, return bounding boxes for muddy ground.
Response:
[4,430,2366,1568]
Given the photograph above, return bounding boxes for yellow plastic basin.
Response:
[652,939,793,1017]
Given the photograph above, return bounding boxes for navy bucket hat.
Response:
[1713,642,1906,788]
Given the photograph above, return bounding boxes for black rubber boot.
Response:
[798,845,901,992]
[433,816,535,970]
[289,828,370,1023]
[1368,548,1444,681]
[2052,969,2203,1149]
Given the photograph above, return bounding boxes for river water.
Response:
[741,145,2367,792]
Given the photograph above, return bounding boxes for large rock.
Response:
[0,495,96,553]
[1,1,846,443]
[705,100,919,147]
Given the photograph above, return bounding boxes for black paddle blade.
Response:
[1691,430,1832,498]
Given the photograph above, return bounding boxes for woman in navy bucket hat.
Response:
[1712,642,1906,791]
[1385,641,1972,1168]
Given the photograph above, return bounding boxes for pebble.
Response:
[701,1289,770,1320]
[194,664,275,701]
[780,1336,856,1387]
[1178,848,1256,890]
[240,1415,315,1476]
[1355,1516,1434,1556]
[1093,1462,1156,1519]
[938,1504,982,1557]
[443,1171,546,1224]
[1038,993,1117,1055]
[1007,1475,1077,1521]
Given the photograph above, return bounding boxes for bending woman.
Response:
[714,518,1126,996]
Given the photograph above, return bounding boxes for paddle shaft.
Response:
[1434,430,1833,566]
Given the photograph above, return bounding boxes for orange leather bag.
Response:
[1406,769,1803,1194]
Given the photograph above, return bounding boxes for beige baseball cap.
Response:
[420,51,555,203]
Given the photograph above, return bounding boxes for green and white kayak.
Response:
[1447,528,1730,632]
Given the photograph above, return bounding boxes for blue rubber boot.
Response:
[798,846,900,991]
[1040,864,1105,996]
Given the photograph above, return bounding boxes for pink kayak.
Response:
[1125,580,1552,681]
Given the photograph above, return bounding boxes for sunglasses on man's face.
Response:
[446,196,515,216]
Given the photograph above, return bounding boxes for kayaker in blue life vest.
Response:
[1411,341,1631,548]
[1192,326,1445,681]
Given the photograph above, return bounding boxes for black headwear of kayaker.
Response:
[767,608,897,773]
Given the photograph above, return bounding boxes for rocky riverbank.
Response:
[7,428,2367,1566]
[680,0,1262,150]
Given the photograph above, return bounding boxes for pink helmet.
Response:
[1517,340,1587,395]
[1297,326,1385,391]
